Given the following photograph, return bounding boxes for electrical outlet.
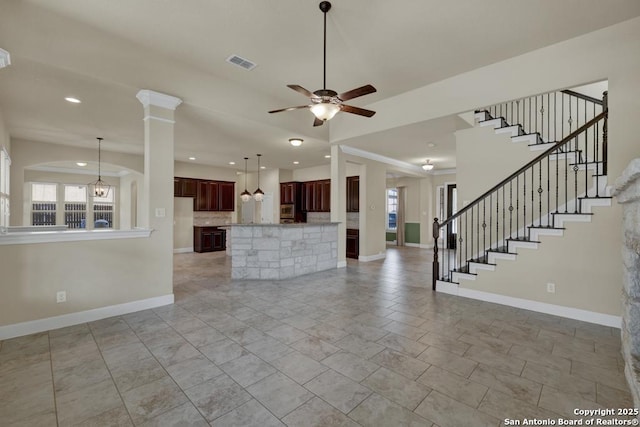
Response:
[56,291,66,303]
[546,283,556,293]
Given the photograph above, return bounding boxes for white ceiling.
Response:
[1,0,638,175]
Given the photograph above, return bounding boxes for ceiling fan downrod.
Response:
[319,1,331,91]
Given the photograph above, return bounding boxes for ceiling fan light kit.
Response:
[268,1,377,126]
[289,138,303,147]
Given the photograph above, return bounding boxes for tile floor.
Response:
[0,246,632,426]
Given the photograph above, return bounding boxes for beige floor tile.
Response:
[342,322,389,342]
[211,399,284,427]
[596,382,634,407]
[281,396,360,427]
[200,337,249,365]
[508,344,571,372]
[0,380,55,425]
[468,364,542,405]
[321,351,379,382]
[121,376,188,425]
[244,336,294,362]
[464,345,525,376]
[165,354,223,389]
[290,336,341,361]
[348,393,433,427]
[478,388,558,422]
[417,346,477,378]
[181,326,226,348]
[552,342,619,371]
[53,357,112,396]
[418,331,470,356]
[246,372,314,418]
[415,391,499,427]
[101,341,153,368]
[538,385,607,419]
[377,333,427,358]
[370,348,430,380]
[270,351,328,384]
[382,320,430,341]
[147,338,201,368]
[267,324,309,345]
[304,370,371,414]
[521,361,596,401]
[5,410,58,427]
[417,366,488,408]
[571,360,629,391]
[386,311,428,327]
[304,323,349,343]
[362,367,431,410]
[56,378,122,426]
[334,334,386,359]
[184,374,253,421]
[458,332,512,354]
[220,353,277,387]
[75,405,133,427]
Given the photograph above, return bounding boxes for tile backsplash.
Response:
[306,212,359,229]
[193,211,232,226]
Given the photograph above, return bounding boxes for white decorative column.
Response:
[330,144,347,268]
[613,157,640,411]
[136,90,182,290]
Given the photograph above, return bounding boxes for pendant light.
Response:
[88,137,111,198]
[240,157,252,202]
[253,154,264,201]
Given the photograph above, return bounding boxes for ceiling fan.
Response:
[268,1,377,127]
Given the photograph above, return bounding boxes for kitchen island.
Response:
[230,223,338,280]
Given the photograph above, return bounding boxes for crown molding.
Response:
[0,48,10,69]
[431,168,457,176]
[136,90,182,110]
[339,145,425,175]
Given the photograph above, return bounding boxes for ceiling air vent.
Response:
[226,54,257,71]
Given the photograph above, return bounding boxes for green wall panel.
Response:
[405,222,420,244]
[386,231,396,242]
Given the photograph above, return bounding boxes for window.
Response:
[387,188,398,230]
[0,147,9,229]
[31,183,57,225]
[64,185,87,229]
[93,191,114,228]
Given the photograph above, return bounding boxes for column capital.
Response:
[136,90,182,110]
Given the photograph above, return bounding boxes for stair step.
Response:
[528,226,565,240]
[474,110,491,122]
[511,133,543,145]
[486,247,517,263]
[548,150,582,163]
[495,125,524,137]
[451,270,477,282]
[551,212,593,227]
[569,161,604,175]
[468,260,497,273]
[479,117,506,129]
[528,141,557,151]
[507,238,540,252]
[579,197,612,213]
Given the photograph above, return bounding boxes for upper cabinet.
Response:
[346,176,359,212]
[175,177,234,212]
[302,179,331,212]
[280,182,302,205]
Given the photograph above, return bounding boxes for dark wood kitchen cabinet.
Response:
[346,228,359,259]
[302,179,331,212]
[196,181,219,211]
[194,226,226,252]
[280,182,302,205]
[346,176,359,212]
[218,182,235,211]
[174,177,197,197]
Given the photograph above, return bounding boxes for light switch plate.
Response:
[155,208,166,218]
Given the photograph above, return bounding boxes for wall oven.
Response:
[280,204,295,220]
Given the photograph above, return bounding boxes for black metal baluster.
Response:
[509,181,513,238]
[574,136,579,213]
[595,121,600,197]
[554,92,557,142]
[496,189,499,250]
[540,95,544,141]
[482,199,486,260]
[516,176,519,239]
[471,205,474,263]
[489,193,493,250]
[464,211,468,271]
[523,169,527,236]
[502,185,505,248]
[584,100,589,199]
[531,166,534,230]
[538,160,543,227]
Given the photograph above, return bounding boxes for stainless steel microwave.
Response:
[280,204,295,219]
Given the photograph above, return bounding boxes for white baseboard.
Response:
[436,281,620,328]
[173,247,193,253]
[0,294,175,340]
[386,240,397,245]
[404,243,420,248]
[337,260,347,268]
[420,243,434,249]
[359,252,386,262]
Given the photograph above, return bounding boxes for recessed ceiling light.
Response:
[293,161,300,165]
[229,161,236,165]
[65,97,81,104]
[324,155,331,159]
[76,162,87,167]
[289,138,303,147]
[427,142,436,148]
[260,166,266,169]
[188,157,196,160]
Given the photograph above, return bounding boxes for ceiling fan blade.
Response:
[338,84,376,101]
[340,104,376,117]
[313,117,324,127]
[268,105,311,114]
[287,85,318,98]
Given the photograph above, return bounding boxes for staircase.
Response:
[432,89,609,289]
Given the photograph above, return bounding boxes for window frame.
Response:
[386,187,398,231]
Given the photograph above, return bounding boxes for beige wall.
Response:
[359,158,387,258]
[0,106,9,155]
[173,197,194,250]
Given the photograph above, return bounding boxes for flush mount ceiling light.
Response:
[253,154,264,202]
[421,159,434,171]
[268,1,377,126]
[65,97,81,104]
[88,137,111,198]
[76,162,87,167]
[289,138,303,147]
[240,157,252,202]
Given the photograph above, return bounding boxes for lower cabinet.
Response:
[194,226,226,253]
[346,228,359,259]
